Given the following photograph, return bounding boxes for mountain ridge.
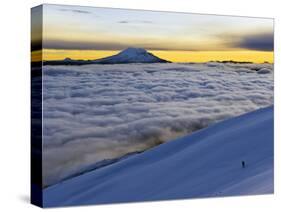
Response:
[43,47,171,65]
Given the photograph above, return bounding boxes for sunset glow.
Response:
[40,49,273,63]
[31,4,274,63]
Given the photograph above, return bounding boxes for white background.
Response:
[0,0,280,211]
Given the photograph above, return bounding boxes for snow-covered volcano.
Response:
[92,47,170,64]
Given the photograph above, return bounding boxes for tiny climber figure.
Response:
[242,160,245,168]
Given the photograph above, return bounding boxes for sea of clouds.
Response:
[42,62,273,186]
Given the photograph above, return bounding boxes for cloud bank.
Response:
[42,62,273,186]
[59,8,92,14]
[236,32,274,51]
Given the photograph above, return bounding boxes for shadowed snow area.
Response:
[42,62,273,186]
[44,106,273,207]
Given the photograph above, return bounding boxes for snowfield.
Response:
[44,106,273,207]
[42,62,273,186]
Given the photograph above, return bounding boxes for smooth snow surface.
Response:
[44,106,273,207]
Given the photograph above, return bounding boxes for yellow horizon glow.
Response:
[41,49,119,62]
[31,50,42,62]
[37,49,273,64]
[152,50,274,63]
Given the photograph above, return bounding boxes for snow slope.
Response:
[43,106,273,207]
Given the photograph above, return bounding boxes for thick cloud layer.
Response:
[42,62,273,186]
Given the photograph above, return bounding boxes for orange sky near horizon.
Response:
[31,49,274,63]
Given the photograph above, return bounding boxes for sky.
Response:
[32,4,274,63]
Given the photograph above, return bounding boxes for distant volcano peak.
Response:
[93,47,171,64]
[120,47,148,55]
